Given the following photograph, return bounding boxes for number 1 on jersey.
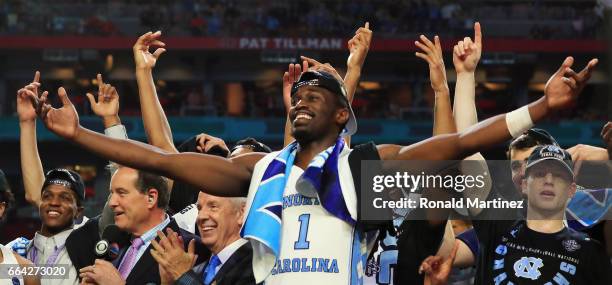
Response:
[294,214,311,249]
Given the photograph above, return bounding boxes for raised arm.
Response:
[379,56,598,162]
[282,62,308,147]
[132,31,176,153]
[35,87,260,197]
[451,22,492,215]
[414,34,455,135]
[85,73,129,231]
[344,22,372,103]
[453,22,482,132]
[18,72,45,207]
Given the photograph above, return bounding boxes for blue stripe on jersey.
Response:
[350,228,366,285]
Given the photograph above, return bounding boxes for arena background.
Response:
[0,0,610,244]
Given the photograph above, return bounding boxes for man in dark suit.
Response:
[79,166,205,285]
[151,191,256,285]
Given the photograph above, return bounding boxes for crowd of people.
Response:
[0,0,605,39]
[0,20,610,285]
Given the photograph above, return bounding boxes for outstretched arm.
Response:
[35,87,260,197]
[379,56,598,162]
[18,72,45,207]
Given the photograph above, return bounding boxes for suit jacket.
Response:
[113,218,208,285]
[66,216,101,272]
[175,242,256,285]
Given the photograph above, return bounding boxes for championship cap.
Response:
[291,70,357,136]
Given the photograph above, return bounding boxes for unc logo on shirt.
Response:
[562,239,581,252]
[513,257,543,280]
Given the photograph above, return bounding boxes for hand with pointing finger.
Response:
[347,22,372,71]
[17,71,45,123]
[453,22,482,74]
[86,73,121,127]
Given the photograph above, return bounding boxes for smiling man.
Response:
[153,192,254,285]
[89,167,169,284]
[23,169,85,285]
[79,166,200,285]
[151,138,269,285]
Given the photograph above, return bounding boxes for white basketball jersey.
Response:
[259,148,366,285]
[0,245,24,285]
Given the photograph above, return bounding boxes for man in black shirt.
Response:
[473,145,611,284]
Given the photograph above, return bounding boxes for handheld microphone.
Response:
[95,224,129,261]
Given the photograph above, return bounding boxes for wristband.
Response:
[505,105,533,138]
[104,124,128,139]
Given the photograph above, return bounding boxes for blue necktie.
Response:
[202,255,221,285]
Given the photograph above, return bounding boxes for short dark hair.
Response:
[0,170,15,220]
[42,168,85,207]
[134,170,170,209]
[232,138,272,154]
[507,128,558,159]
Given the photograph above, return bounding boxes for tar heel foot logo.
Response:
[513,257,543,280]
[562,239,581,252]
